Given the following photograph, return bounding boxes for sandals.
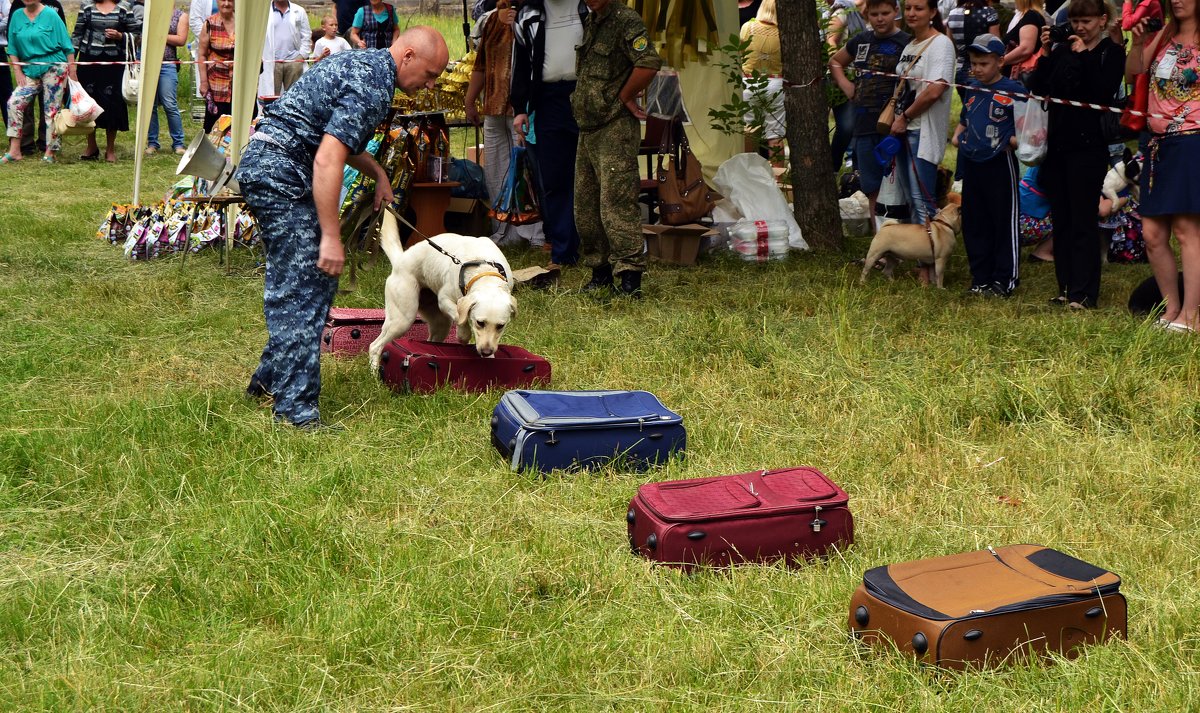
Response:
[41,155,54,164]
[0,152,21,164]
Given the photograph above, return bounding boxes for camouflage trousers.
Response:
[574,114,645,274]
[237,146,337,425]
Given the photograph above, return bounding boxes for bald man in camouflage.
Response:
[572,0,661,298]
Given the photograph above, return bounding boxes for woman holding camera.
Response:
[1027,0,1124,309]
[1128,0,1200,332]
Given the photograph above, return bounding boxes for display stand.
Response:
[406,181,461,246]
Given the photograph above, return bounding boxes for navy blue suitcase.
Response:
[491,390,686,473]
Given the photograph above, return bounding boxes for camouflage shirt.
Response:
[570,2,661,132]
[254,48,397,164]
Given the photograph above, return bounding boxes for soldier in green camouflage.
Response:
[571,0,662,297]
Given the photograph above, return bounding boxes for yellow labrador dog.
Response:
[368,210,517,374]
[859,203,961,288]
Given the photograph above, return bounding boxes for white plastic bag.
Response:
[712,153,807,251]
[1014,99,1047,166]
[68,78,103,122]
[839,191,872,238]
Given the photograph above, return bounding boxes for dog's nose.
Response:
[479,348,495,358]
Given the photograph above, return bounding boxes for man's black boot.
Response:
[582,264,614,292]
[616,270,643,298]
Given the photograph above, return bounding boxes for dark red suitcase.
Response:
[628,467,853,570]
[321,308,455,356]
[379,338,551,393]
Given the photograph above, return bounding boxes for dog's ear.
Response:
[1122,146,1133,165]
[507,296,517,318]
[456,294,476,326]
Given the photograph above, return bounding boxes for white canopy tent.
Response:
[131,0,270,205]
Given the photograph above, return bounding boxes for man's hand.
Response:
[373,177,394,211]
[317,234,345,277]
[513,113,529,145]
[465,102,480,126]
[623,99,647,121]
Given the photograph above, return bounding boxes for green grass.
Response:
[3,20,1200,712]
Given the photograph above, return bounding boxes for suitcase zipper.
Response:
[863,577,1122,621]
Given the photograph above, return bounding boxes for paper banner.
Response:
[132,0,173,206]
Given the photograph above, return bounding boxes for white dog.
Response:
[368,210,517,373]
[1101,148,1142,206]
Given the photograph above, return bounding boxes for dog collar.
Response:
[463,269,507,294]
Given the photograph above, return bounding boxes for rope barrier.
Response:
[809,62,1188,124]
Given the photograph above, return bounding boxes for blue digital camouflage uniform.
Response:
[233,48,396,426]
[570,2,661,275]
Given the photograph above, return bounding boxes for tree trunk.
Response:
[777,0,843,252]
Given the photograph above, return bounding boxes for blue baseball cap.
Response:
[967,34,1006,57]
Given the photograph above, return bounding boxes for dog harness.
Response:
[422,238,510,295]
[924,216,955,263]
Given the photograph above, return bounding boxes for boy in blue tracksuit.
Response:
[951,34,1025,297]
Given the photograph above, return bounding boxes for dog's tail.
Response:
[379,209,405,266]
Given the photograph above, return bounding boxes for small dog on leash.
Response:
[859,203,962,288]
[368,210,517,374]
[1102,147,1142,206]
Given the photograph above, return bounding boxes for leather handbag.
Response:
[875,38,932,135]
[656,132,716,225]
[121,33,140,103]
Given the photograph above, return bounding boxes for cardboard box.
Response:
[642,223,715,266]
[445,197,492,237]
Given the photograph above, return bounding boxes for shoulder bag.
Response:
[122,31,140,103]
[876,37,933,135]
[656,128,717,226]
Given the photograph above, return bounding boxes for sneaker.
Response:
[965,285,988,296]
[174,146,187,155]
[986,282,1012,298]
[144,146,158,156]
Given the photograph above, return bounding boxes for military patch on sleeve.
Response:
[632,35,648,52]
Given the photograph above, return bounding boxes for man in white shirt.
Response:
[268,0,312,95]
[511,0,587,278]
[190,0,217,106]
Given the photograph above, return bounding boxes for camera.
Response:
[1144,18,1164,32]
[1048,23,1074,44]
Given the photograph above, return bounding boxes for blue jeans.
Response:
[898,130,939,224]
[528,81,580,266]
[147,64,185,150]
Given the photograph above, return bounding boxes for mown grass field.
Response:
[3,12,1200,713]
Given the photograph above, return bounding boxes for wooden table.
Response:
[406,181,461,246]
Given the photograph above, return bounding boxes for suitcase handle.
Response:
[427,361,439,370]
[647,432,663,440]
[523,364,535,373]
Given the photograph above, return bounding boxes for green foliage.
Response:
[706,33,785,164]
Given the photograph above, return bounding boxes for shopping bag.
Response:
[68,78,104,122]
[53,109,96,137]
[1014,99,1048,166]
[488,145,541,225]
[644,67,685,120]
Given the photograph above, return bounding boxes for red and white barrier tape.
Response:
[0,57,315,68]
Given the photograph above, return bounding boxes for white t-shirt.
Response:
[896,33,955,165]
[312,36,351,59]
[543,0,582,82]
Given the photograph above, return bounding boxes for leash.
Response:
[387,205,509,294]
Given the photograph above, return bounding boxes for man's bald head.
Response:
[390,26,451,93]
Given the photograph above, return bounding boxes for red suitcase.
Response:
[379,338,551,393]
[321,308,455,356]
[628,467,852,570]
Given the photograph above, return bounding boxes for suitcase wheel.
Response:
[323,332,331,345]
[350,328,361,340]
[911,632,928,656]
[380,350,390,364]
[963,629,983,641]
[626,509,636,525]
[491,415,499,429]
[686,530,706,540]
[1085,606,1104,619]
[854,605,869,627]
[646,533,657,551]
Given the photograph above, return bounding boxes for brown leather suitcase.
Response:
[848,545,1126,669]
